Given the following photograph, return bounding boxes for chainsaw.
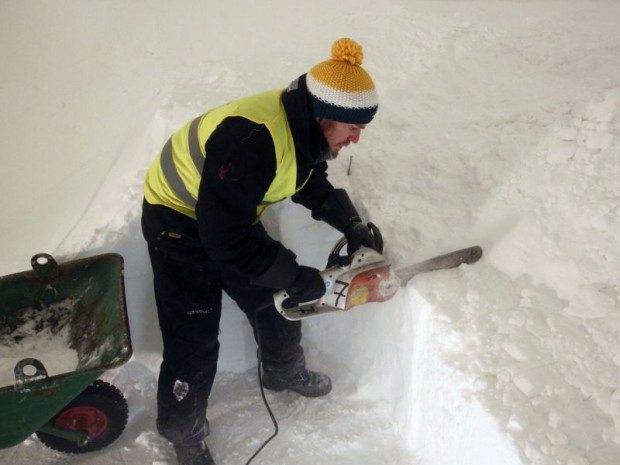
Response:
[273,229,483,321]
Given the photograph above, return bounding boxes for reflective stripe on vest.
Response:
[158,116,203,208]
[144,89,310,220]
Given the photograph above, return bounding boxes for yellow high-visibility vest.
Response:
[144,89,310,220]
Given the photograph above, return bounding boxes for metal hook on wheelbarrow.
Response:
[326,222,384,268]
[31,253,60,282]
[14,358,49,391]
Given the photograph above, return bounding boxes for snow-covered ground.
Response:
[1,1,619,464]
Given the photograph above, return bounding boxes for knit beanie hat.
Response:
[306,38,378,124]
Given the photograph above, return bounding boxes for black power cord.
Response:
[245,318,279,465]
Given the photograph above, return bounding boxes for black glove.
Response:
[282,266,326,309]
[344,221,380,256]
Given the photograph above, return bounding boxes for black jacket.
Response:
[142,75,335,287]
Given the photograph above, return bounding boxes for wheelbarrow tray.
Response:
[0,253,132,449]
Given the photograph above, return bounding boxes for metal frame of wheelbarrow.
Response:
[0,253,133,452]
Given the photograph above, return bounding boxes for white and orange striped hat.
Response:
[306,38,378,124]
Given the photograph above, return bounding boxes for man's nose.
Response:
[349,130,361,144]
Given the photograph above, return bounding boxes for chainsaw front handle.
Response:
[326,222,383,268]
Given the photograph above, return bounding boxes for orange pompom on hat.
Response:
[306,38,378,124]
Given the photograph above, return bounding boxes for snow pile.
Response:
[0,300,79,388]
[1,1,619,465]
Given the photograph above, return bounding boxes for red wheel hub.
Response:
[55,406,109,438]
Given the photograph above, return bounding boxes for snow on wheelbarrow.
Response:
[0,253,132,453]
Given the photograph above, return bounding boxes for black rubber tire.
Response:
[36,380,128,454]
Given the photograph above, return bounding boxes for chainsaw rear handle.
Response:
[327,222,383,268]
[259,254,347,315]
[272,265,339,312]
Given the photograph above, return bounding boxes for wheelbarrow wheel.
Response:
[36,380,128,453]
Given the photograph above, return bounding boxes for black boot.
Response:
[262,367,332,397]
[173,440,215,465]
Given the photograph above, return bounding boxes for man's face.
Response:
[317,119,366,158]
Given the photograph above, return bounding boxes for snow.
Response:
[1,1,619,464]
[0,299,79,387]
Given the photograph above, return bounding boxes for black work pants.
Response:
[145,223,304,446]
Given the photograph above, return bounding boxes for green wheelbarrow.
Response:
[0,253,133,453]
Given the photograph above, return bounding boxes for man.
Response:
[142,38,380,465]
